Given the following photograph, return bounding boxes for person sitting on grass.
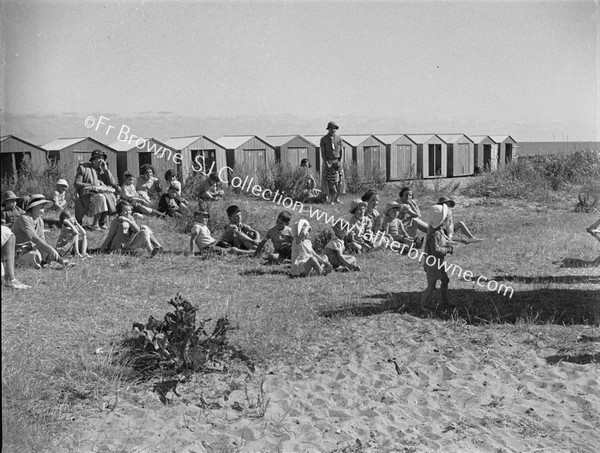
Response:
[158,183,190,218]
[50,179,69,211]
[1,225,31,289]
[397,187,428,237]
[587,218,600,266]
[437,196,481,242]
[361,189,382,232]
[290,219,332,277]
[1,191,25,228]
[380,201,422,250]
[421,204,454,307]
[299,159,320,200]
[346,199,374,253]
[12,194,73,269]
[56,209,91,259]
[137,164,162,202]
[216,205,260,253]
[323,223,360,272]
[164,169,182,196]
[254,210,294,263]
[187,209,232,255]
[100,200,163,257]
[120,172,165,218]
[197,173,225,201]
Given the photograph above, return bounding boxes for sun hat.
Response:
[89,149,108,162]
[56,179,69,188]
[437,195,456,208]
[293,219,310,238]
[2,190,20,204]
[384,201,401,216]
[427,204,448,229]
[349,199,368,214]
[26,194,53,211]
[326,121,339,130]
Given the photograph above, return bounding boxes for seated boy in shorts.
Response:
[216,205,260,253]
[254,210,293,263]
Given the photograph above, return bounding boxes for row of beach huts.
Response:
[0,133,517,184]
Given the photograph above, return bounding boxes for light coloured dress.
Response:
[290,239,319,276]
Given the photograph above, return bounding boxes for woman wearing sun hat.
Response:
[1,190,25,228]
[437,195,480,242]
[421,204,454,307]
[11,194,72,269]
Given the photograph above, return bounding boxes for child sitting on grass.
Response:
[254,210,293,263]
[158,183,190,218]
[164,169,182,195]
[380,202,422,250]
[120,172,164,218]
[421,204,454,307]
[346,199,374,253]
[187,209,232,255]
[50,179,69,211]
[290,219,332,277]
[216,205,260,253]
[56,209,90,259]
[1,191,25,228]
[323,223,360,272]
[100,200,163,256]
[437,196,481,242]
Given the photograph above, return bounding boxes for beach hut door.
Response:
[490,145,498,171]
[428,144,442,177]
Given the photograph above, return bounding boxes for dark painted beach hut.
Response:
[375,134,418,181]
[0,135,47,178]
[343,135,387,178]
[164,136,228,181]
[467,135,497,173]
[437,134,474,177]
[42,137,118,178]
[215,135,275,181]
[490,135,517,168]
[265,135,319,180]
[406,134,448,178]
[111,138,179,184]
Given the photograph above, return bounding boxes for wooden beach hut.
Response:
[0,135,47,178]
[265,135,319,180]
[42,137,118,178]
[215,135,275,181]
[110,138,179,184]
[490,135,517,168]
[467,135,497,173]
[375,134,418,181]
[164,136,228,181]
[343,135,387,178]
[437,134,474,177]
[406,134,448,179]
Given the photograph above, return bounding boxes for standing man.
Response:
[320,121,345,203]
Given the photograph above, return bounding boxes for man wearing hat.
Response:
[74,149,120,230]
[50,179,69,211]
[437,195,480,242]
[1,190,25,228]
[320,121,345,203]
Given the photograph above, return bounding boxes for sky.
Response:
[0,0,598,146]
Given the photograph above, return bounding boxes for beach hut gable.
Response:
[164,135,228,180]
[0,135,47,177]
[265,135,319,178]
[110,138,179,183]
[375,134,419,181]
[215,135,276,180]
[437,134,474,177]
[42,137,118,176]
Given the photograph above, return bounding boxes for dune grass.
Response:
[2,176,600,452]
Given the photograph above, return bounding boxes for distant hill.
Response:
[517,142,600,157]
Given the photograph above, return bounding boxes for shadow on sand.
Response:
[489,275,600,284]
[557,257,600,268]
[320,288,600,326]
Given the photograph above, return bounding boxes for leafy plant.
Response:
[344,163,386,194]
[125,294,254,379]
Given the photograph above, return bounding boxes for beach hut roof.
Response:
[437,134,474,144]
[109,138,173,152]
[1,135,46,151]
[405,134,438,144]
[373,134,405,144]
[489,135,517,143]
[264,135,314,148]
[42,137,88,151]
[164,135,225,151]
[467,135,497,144]
[215,135,268,149]
[302,135,323,147]
[342,135,373,147]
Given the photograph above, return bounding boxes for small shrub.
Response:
[1,158,74,202]
[344,163,386,194]
[122,294,254,379]
[312,228,334,253]
[257,162,313,201]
